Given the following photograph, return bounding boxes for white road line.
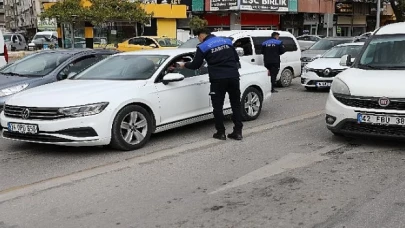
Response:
[0,110,324,203]
[209,144,345,195]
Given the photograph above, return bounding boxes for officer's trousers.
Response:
[209,77,243,133]
[265,63,280,91]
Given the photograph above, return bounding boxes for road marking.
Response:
[209,144,345,195]
[0,110,324,203]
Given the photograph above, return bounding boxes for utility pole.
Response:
[376,0,381,29]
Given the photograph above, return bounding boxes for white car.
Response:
[325,22,405,138]
[301,42,364,91]
[0,49,271,150]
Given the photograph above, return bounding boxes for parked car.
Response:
[116,36,183,52]
[0,49,118,113]
[28,31,58,50]
[179,30,302,87]
[296,35,325,50]
[0,49,271,150]
[353,32,373,42]
[301,37,354,69]
[325,22,405,138]
[301,42,364,91]
[3,33,28,51]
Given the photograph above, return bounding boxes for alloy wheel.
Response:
[244,92,261,117]
[120,111,148,145]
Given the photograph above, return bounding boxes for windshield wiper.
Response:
[358,64,384,69]
[1,72,28,77]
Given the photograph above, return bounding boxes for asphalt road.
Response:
[2,79,405,228]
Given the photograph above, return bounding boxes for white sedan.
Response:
[301,42,364,91]
[0,49,271,150]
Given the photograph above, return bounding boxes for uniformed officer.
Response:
[178,28,243,140]
[261,32,286,93]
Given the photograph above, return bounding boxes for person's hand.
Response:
[177,62,185,69]
[168,66,175,71]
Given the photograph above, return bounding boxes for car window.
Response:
[74,55,169,80]
[358,35,405,69]
[129,38,144,45]
[59,55,101,78]
[0,52,71,77]
[297,36,309,41]
[279,37,298,52]
[144,38,156,46]
[309,36,319,42]
[3,34,11,42]
[155,38,182,47]
[234,37,253,56]
[164,54,196,78]
[309,39,352,50]
[322,45,363,58]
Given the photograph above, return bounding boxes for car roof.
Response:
[212,30,294,37]
[322,37,354,40]
[336,42,364,47]
[117,48,195,56]
[375,22,405,35]
[34,48,119,55]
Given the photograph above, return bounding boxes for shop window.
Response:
[233,37,253,56]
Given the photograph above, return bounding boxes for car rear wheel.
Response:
[110,105,153,151]
[277,68,293,87]
[241,87,263,121]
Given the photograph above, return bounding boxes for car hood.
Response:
[0,74,42,90]
[306,58,347,70]
[301,50,326,58]
[338,68,405,97]
[7,79,147,107]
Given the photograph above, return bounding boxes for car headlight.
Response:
[58,102,109,117]
[331,78,350,95]
[0,84,29,97]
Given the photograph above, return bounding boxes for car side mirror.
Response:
[150,44,157,48]
[235,47,244,56]
[162,73,184,85]
[340,54,353,67]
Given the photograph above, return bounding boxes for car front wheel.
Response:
[241,87,263,121]
[110,105,153,151]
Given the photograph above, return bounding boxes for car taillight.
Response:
[4,44,8,63]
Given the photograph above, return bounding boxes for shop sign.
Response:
[192,0,204,11]
[335,2,353,13]
[240,0,289,12]
[37,17,57,31]
[156,0,193,11]
[210,0,238,11]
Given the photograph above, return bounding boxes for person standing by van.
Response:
[177,27,243,141]
[261,32,286,93]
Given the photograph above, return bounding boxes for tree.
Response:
[40,0,151,25]
[388,0,404,22]
[40,0,87,23]
[188,16,208,32]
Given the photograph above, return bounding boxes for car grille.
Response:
[334,94,405,111]
[341,122,405,137]
[4,105,65,120]
[311,69,343,78]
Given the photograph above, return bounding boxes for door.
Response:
[154,55,210,125]
[233,36,256,64]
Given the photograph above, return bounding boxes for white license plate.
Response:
[357,113,405,126]
[316,82,331,87]
[7,123,38,134]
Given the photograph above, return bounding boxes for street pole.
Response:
[376,0,381,29]
[327,13,330,37]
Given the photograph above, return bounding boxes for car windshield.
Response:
[73,55,169,80]
[358,35,405,69]
[178,37,234,48]
[33,34,50,40]
[155,38,182,47]
[0,52,71,77]
[3,35,12,42]
[322,45,363,58]
[309,39,352,50]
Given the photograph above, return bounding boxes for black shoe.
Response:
[228,132,243,140]
[272,90,278,93]
[213,132,226,140]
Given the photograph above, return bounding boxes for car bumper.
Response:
[325,92,405,138]
[0,111,112,146]
[301,72,334,87]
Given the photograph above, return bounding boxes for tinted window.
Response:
[252,36,297,54]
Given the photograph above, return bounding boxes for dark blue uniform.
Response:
[185,34,243,135]
[261,38,286,91]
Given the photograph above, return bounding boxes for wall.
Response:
[298,0,335,13]
[157,18,177,37]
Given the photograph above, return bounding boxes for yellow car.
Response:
[116,36,183,52]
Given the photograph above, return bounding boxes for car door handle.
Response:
[251,59,255,62]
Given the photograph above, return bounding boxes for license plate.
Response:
[316,82,331,87]
[357,113,405,125]
[7,123,38,134]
